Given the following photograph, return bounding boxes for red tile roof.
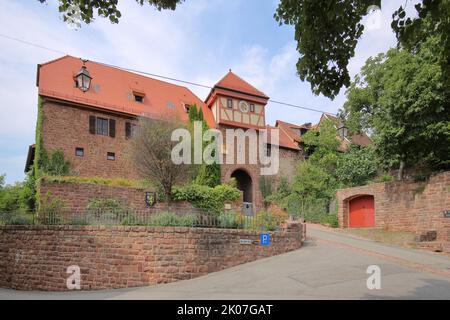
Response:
[266,125,300,150]
[214,70,269,99]
[37,55,215,128]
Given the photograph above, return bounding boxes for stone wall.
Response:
[336,171,450,252]
[38,180,242,214]
[41,100,140,179]
[0,223,303,291]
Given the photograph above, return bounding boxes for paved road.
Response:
[1,224,450,299]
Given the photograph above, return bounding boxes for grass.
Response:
[40,175,151,188]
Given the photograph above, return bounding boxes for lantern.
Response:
[75,60,92,92]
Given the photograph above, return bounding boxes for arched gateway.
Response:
[230,169,253,215]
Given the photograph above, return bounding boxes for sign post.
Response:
[260,233,270,246]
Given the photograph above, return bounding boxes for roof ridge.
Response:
[42,55,203,99]
[215,70,269,99]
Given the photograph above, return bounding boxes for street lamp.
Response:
[75,60,92,92]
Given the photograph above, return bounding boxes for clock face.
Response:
[239,101,249,113]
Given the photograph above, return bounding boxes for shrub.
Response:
[255,211,280,231]
[87,198,122,211]
[172,183,240,215]
[319,214,338,228]
[179,214,198,227]
[147,212,197,227]
[375,173,394,183]
[218,212,241,229]
[41,149,70,176]
[67,216,89,226]
[37,192,65,225]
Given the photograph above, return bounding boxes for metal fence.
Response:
[0,208,285,231]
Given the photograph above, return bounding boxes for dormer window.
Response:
[250,103,255,113]
[227,99,233,109]
[75,60,92,92]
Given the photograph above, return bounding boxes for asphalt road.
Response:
[1,224,450,299]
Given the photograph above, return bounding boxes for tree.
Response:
[188,104,221,187]
[0,174,5,189]
[302,118,341,172]
[336,144,378,187]
[275,0,449,99]
[291,119,342,206]
[342,36,450,179]
[131,115,191,204]
[38,0,184,25]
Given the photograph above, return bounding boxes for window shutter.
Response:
[109,119,116,138]
[125,122,131,139]
[89,116,96,134]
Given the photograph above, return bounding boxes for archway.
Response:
[231,169,253,204]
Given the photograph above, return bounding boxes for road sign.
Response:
[260,233,270,246]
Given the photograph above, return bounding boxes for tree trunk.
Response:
[164,187,172,209]
[397,160,405,181]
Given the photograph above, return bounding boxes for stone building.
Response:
[26,55,369,213]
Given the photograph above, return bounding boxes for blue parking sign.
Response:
[260,233,270,246]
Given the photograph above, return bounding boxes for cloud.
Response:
[0,0,399,184]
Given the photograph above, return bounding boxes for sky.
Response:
[0,0,407,184]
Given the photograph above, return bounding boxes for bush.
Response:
[148,212,197,227]
[37,192,65,225]
[375,173,394,183]
[218,212,241,229]
[319,214,338,228]
[41,149,70,176]
[172,183,240,215]
[67,216,89,226]
[0,212,34,225]
[255,210,284,231]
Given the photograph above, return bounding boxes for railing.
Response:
[0,208,285,231]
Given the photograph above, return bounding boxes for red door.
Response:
[349,195,374,228]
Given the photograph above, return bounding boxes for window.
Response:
[96,117,109,136]
[227,99,233,109]
[125,122,138,139]
[75,147,84,157]
[250,103,255,112]
[184,104,191,113]
[107,152,116,161]
[133,93,144,103]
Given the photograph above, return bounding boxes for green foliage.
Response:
[87,198,123,211]
[171,183,240,215]
[40,149,70,176]
[147,212,197,227]
[38,0,184,25]
[342,37,450,176]
[255,211,281,231]
[218,212,241,229]
[274,0,379,99]
[0,174,5,189]
[40,175,145,187]
[375,173,394,183]
[37,192,65,225]
[0,212,34,226]
[0,173,36,213]
[391,1,450,94]
[274,0,448,100]
[319,214,339,228]
[188,104,221,188]
[336,145,378,187]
